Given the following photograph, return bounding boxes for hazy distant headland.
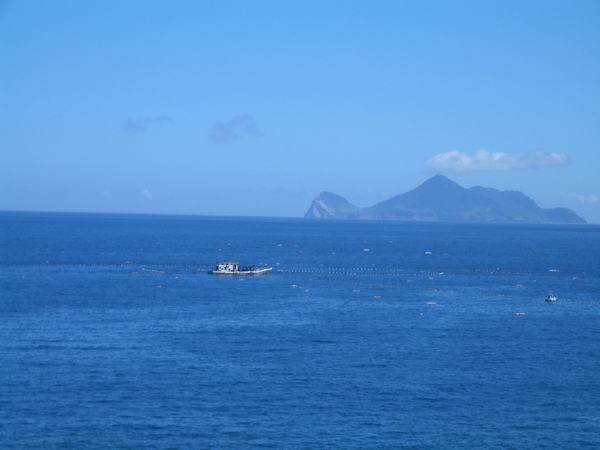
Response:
[305,175,586,224]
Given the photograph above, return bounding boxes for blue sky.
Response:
[1,0,599,222]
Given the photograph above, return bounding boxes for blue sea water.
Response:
[1,211,599,449]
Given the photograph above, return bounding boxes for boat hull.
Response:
[209,268,272,276]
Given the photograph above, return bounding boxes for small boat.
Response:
[209,261,272,275]
[545,291,558,302]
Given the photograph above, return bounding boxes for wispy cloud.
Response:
[123,116,171,133]
[141,190,152,199]
[566,193,599,204]
[209,114,263,143]
[424,150,570,173]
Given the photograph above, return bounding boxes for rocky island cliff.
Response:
[304,175,586,223]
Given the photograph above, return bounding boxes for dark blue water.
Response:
[1,212,599,449]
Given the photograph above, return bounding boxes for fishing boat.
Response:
[209,261,272,275]
[545,291,558,302]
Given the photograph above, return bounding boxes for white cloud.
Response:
[566,194,599,203]
[423,150,570,173]
[141,190,152,198]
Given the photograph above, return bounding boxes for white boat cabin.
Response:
[215,261,239,273]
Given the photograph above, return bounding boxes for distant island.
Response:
[304,174,586,223]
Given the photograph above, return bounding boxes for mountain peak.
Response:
[418,174,463,191]
[427,174,452,182]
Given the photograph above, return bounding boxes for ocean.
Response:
[1,211,599,449]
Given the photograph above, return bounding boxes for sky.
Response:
[1,0,599,222]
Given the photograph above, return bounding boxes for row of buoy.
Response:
[36,263,584,283]
[278,269,447,277]
[141,268,166,274]
[36,262,583,275]
[282,266,534,273]
[36,263,209,269]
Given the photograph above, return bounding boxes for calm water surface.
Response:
[1,212,599,449]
